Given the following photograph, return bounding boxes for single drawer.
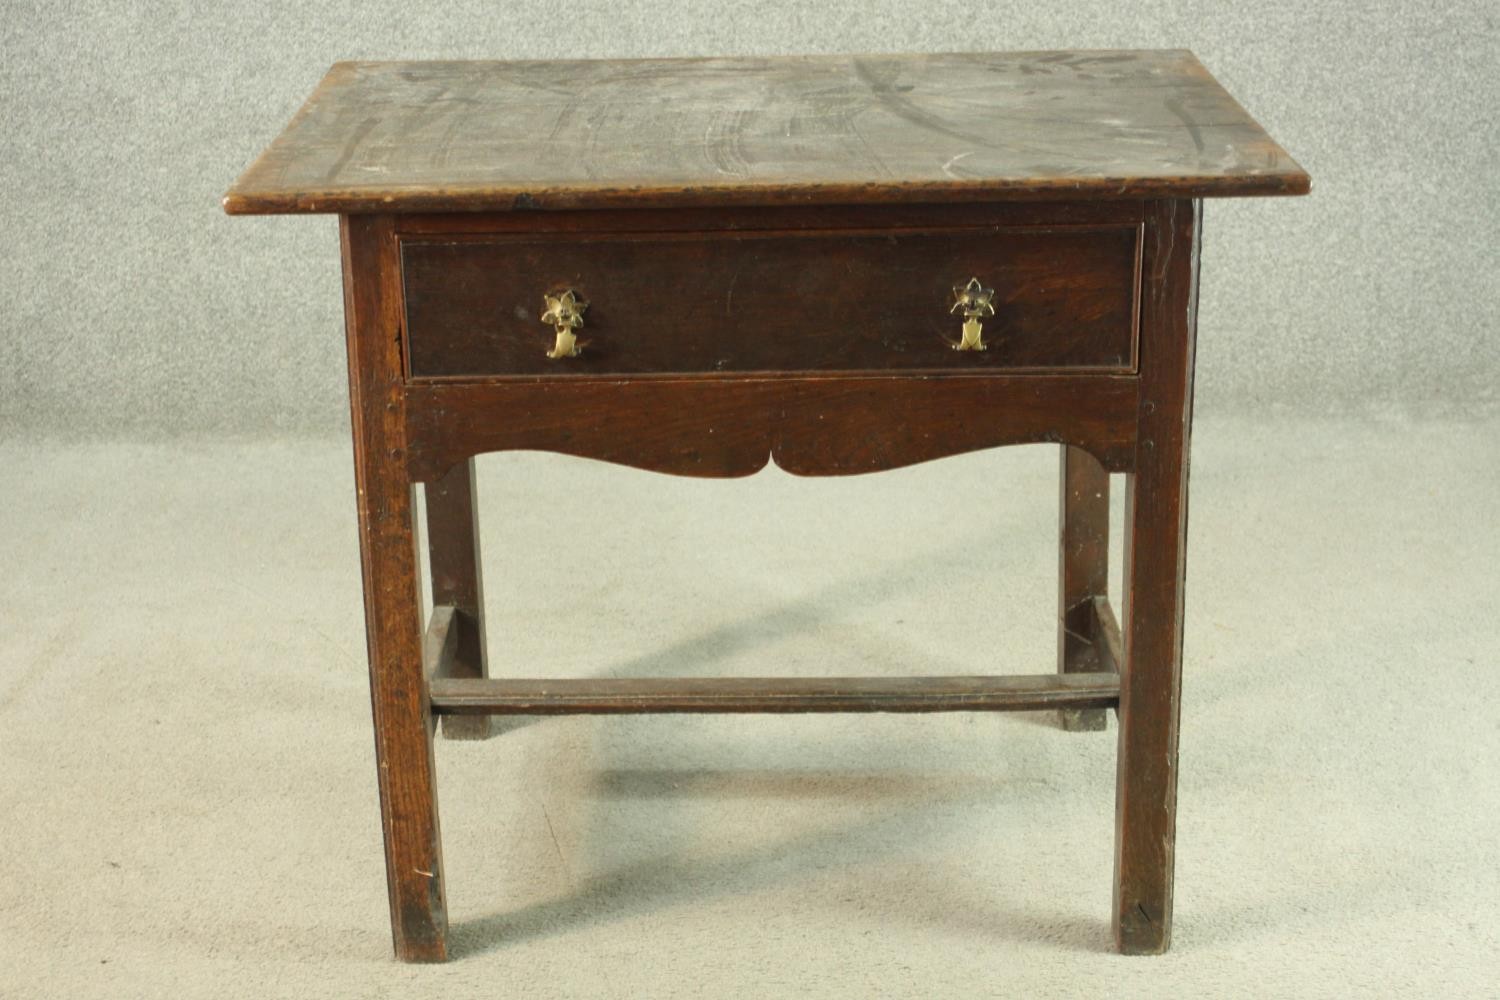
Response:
[400,223,1141,378]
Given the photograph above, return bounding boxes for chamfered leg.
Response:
[425,457,495,740]
[1058,444,1110,731]
[342,214,448,962]
[1113,198,1201,955]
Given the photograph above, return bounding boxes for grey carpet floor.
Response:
[1,416,1496,998]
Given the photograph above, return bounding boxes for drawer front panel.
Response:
[401,225,1140,378]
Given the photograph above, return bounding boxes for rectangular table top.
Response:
[223,50,1309,215]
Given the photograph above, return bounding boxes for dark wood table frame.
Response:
[340,199,1197,960]
[227,52,1306,962]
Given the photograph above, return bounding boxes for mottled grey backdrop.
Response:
[2,2,1495,435]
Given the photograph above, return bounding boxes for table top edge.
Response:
[223,49,1312,216]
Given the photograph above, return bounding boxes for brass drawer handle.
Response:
[950,277,995,351]
[540,288,588,359]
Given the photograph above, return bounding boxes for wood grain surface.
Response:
[1112,198,1201,955]
[1057,444,1112,731]
[340,215,449,962]
[422,460,494,740]
[401,373,1140,482]
[400,222,1141,376]
[224,51,1309,214]
[427,673,1122,715]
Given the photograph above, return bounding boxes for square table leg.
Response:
[424,457,494,741]
[1112,199,1200,954]
[342,214,449,962]
[1058,444,1111,732]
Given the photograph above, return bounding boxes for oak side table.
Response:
[224,50,1308,961]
